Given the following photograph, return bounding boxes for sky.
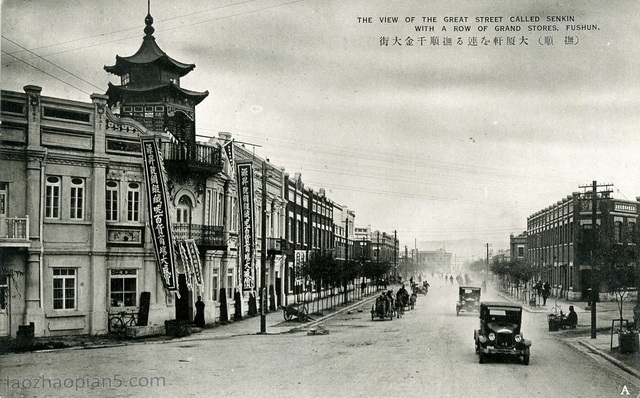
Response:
[2,0,639,259]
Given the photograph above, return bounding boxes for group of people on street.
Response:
[534,281,551,306]
[377,284,415,314]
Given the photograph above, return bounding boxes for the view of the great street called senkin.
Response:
[1,1,639,397]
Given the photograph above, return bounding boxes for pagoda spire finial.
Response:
[144,1,155,37]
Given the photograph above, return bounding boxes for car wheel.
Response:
[523,354,530,365]
[456,308,460,316]
[478,351,485,364]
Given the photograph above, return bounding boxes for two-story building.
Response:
[0,12,236,337]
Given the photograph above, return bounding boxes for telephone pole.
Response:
[485,243,491,275]
[579,180,612,339]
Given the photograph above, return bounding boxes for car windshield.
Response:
[485,307,521,323]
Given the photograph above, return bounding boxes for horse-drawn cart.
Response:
[371,296,394,321]
[280,302,309,322]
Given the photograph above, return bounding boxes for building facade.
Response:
[510,232,527,262]
[527,189,639,301]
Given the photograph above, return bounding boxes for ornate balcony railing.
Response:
[1,216,29,240]
[267,237,286,254]
[161,142,223,178]
[0,216,30,247]
[173,224,224,248]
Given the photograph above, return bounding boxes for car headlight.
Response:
[514,334,522,343]
[488,333,496,341]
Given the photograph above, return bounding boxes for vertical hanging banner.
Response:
[236,161,256,291]
[140,137,178,292]
[186,239,203,288]
[223,140,235,175]
[178,240,193,292]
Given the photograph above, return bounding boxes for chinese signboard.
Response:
[140,137,178,292]
[294,250,308,286]
[236,162,256,291]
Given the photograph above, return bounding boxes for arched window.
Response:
[176,195,192,224]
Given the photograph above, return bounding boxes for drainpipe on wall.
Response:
[39,149,47,311]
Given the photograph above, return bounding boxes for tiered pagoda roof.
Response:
[104,13,208,105]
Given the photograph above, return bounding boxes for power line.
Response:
[302,179,531,210]
[4,0,306,65]
[2,36,103,92]
[1,50,91,95]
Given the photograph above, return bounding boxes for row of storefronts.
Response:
[509,189,639,301]
[0,13,398,338]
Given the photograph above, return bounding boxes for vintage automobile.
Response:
[456,286,481,315]
[474,301,531,365]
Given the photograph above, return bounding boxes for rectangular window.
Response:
[227,268,234,299]
[216,191,224,226]
[0,182,6,216]
[70,178,85,219]
[231,198,237,231]
[614,221,622,243]
[0,275,7,310]
[45,176,61,219]
[126,182,140,222]
[110,269,137,307]
[106,181,119,221]
[53,268,76,310]
[303,221,308,245]
[212,270,219,302]
[205,190,212,226]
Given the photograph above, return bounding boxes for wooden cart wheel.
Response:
[298,305,309,322]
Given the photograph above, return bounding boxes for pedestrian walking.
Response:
[542,282,550,306]
[194,296,205,327]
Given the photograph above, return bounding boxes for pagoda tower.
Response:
[104,11,208,145]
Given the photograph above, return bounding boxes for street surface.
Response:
[1,280,639,398]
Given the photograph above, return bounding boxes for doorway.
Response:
[174,274,193,322]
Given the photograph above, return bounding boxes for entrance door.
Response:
[275,272,282,307]
[0,274,9,336]
[175,274,192,321]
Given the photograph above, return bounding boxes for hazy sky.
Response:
[2,0,639,257]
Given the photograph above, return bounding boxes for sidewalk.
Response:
[496,289,640,379]
[0,289,382,355]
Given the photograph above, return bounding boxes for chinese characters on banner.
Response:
[140,137,178,292]
[294,250,308,286]
[236,162,256,291]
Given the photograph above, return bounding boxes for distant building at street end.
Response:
[417,248,452,273]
